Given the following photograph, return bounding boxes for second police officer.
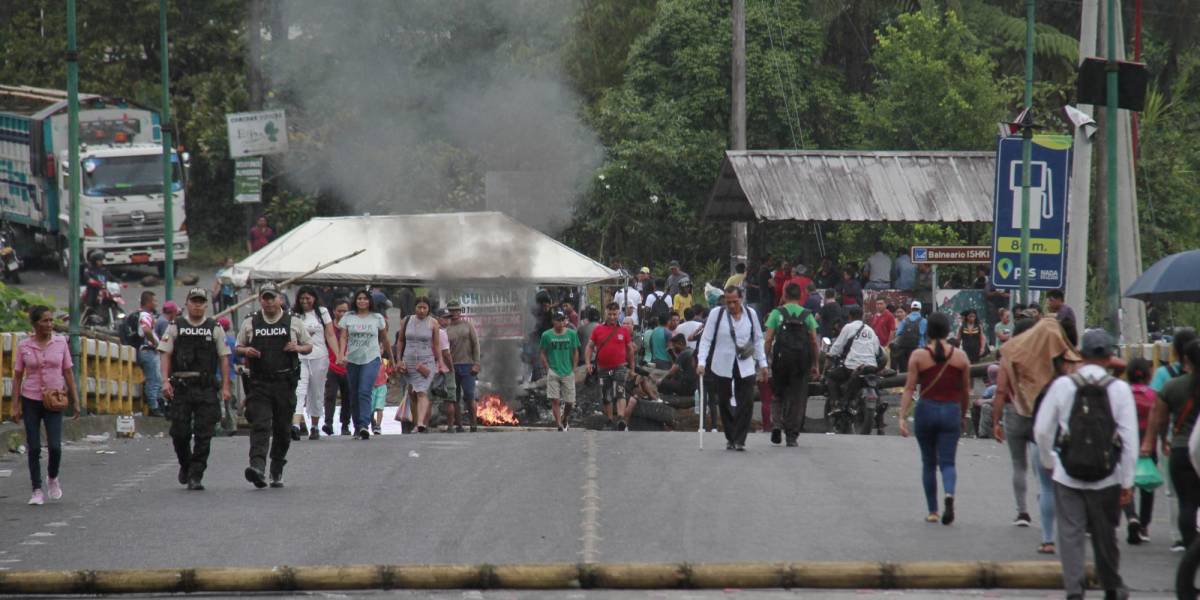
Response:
[236,282,312,489]
[158,287,231,491]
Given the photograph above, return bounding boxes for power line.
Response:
[758,0,804,148]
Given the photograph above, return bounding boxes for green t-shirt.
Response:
[1160,373,1198,449]
[764,303,819,332]
[339,312,387,365]
[539,328,580,377]
[649,327,670,363]
[994,321,1013,340]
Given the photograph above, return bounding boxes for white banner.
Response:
[226,110,287,157]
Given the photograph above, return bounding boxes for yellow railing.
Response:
[0,332,145,420]
[1118,342,1177,372]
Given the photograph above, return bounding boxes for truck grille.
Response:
[103,211,165,239]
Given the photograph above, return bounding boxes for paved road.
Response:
[0,430,1181,597]
[12,263,207,309]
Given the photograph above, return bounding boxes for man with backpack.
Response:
[125,291,164,417]
[764,282,819,446]
[643,279,672,327]
[1035,329,1137,600]
[892,301,926,371]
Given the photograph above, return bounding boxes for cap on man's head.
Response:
[446,299,464,311]
[186,287,209,302]
[639,266,650,274]
[1080,329,1116,359]
[162,300,179,314]
[910,300,922,310]
[795,264,808,275]
[669,260,680,268]
[258,282,279,298]
[435,308,450,318]
[552,310,566,321]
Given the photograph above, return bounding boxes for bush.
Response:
[0,284,59,332]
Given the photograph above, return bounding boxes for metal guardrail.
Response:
[0,332,144,420]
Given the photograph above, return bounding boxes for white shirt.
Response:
[696,307,766,379]
[865,252,892,284]
[300,307,332,359]
[674,320,703,352]
[642,291,672,310]
[1034,364,1138,490]
[829,320,881,370]
[612,287,642,309]
[618,308,639,327]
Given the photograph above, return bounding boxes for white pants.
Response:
[295,356,329,419]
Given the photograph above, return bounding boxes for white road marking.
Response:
[580,431,601,564]
[28,532,55,537]
[45,522,69,527]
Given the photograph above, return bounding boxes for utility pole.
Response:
[1103,0,1120,335]
[160,0,174,302]
[1065,0,1098,328]
[730,0,748,273]
[66,0,82,392]
[1017,0,1036,305]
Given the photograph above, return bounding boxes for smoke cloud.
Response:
[270,0,602,234]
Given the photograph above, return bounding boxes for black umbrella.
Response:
[1124,249,1200,302]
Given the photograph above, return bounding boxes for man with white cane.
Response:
[697,286,768,451]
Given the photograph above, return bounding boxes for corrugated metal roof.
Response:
[705,150,996,223]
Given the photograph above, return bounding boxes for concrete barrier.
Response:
[0,561,1085,594]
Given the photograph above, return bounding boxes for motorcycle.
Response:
[0,221,21,283]
[80,276,126,329]
[821,337,893,435]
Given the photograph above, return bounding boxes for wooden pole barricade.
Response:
[0,561,1084,594]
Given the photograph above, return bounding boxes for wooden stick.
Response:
[214,248,367,320]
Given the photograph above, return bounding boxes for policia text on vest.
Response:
[159,288,232,491]
[235,285,313,490]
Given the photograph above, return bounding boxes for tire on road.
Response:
[662,394,695,409]
[631,400,676,425]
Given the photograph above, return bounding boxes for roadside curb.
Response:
[0,561,1085,594]
[1,415,171,454]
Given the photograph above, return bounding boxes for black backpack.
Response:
[119,311,144,347]
[1055,373,1122,482]
[895,317,921,350]
[772,306,813,370]
[649,293,671,323]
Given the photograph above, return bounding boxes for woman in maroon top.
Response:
[11,306,81,505]
[898,312,971,525]
[246,215,274,254]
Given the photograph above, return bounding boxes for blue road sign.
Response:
[990,135,1072,290]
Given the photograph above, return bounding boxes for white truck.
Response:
[0,84,188,274]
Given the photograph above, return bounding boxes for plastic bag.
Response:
[1134,456,1164,491]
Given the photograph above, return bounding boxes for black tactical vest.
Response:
[247,312,299,377]
[171,317,218,376]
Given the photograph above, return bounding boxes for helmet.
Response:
[87,249,106,263]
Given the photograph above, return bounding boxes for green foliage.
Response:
[262,190,317,236]
[0,284,57,332]
[862,11,1005,150]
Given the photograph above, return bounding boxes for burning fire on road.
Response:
[475,393,520,426]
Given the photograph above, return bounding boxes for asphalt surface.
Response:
[13,263,201,310]
[0,429,1182,598]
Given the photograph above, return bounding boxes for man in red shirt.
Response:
[584,302,636,430]
[869,298,897,362]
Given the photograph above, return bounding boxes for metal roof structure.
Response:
[705,150,996,223]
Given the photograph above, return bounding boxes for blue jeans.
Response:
[454,364,477,406]
[137,348,161,412]
[1035,456,1056,544]
[22,397,63,490]
[346,359,380,432]
[914,400,961,513]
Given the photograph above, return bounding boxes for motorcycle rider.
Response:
[81,249,113,313]
[826,305,883,427]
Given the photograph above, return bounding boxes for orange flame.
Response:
[475,393,519,426]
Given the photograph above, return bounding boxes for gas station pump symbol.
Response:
[1008,161,1053,230]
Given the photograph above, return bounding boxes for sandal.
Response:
[1037,543,1056,555]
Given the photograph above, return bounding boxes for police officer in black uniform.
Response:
[159,287,231,490]
[236,282,312,489]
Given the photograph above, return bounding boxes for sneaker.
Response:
[1138,528,1151,543]
[726,442,735,450]
[1127,520,1142,545]
[309,428,320,440]
[28,489,45,505]
[416,425,427,434]
[709,429,719,433]
[322,424,334,436]
[785,440,798,447]
[562,423,570,432]
[244,467,268,489]
[735,444,746,451]
[770,429,782,445]
[1172,541,1187,553]
[617,421,628,431]
[341,424,352,436]
[557,425,564,432]
[290,425,302,441]
[942,496,956,526]
[372,426,382,436]
[46,478,62,501]
[178,465,189,485]
[1013,513,1032,527]
[456,425,465,433]
[269,474,284,489]
[357,429,371,440]
[186,479,205,491]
